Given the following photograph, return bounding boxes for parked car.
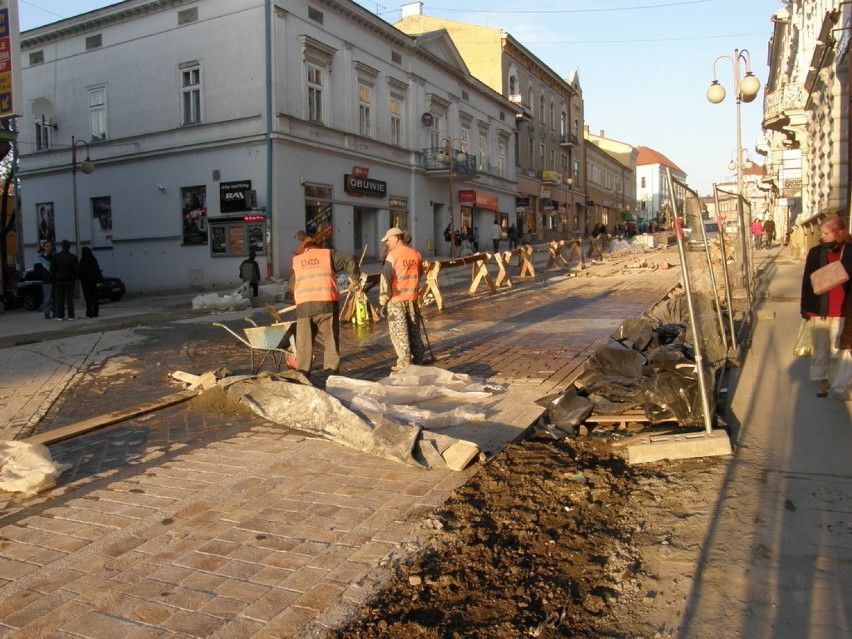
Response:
[16,269,126,311]
[686,220,720,251]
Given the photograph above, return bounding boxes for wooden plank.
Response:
[23,390,199,447]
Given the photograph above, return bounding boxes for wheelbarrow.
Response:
[214,305,298,374]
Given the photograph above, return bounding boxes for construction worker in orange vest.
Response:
[378,227,430,371]
[287,238,359,380]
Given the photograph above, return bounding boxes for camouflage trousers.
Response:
[387,300,426,367]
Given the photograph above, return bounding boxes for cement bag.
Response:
[0,441,71,494]
[829,350,852,401]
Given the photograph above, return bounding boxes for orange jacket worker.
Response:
[379,228,428,370]
[287,239,359,380]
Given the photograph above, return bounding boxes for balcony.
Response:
[559,133,579,147]
[421,147,478,177]
[763,82,808,132]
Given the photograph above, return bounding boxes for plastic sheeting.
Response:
[0,441,71,494]
[192,292,251,312]
[540,291,726,431]
[221,366,505,470]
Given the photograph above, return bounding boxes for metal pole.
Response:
[447,138,455,259]
[733,50,754,318]
[712,184,738,351]
[71,135,81,258]
[667,168,715,435]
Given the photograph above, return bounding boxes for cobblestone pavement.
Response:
[0,248,683,638]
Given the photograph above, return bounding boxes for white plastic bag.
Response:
[828,350,852,401]
[0,441,71,494]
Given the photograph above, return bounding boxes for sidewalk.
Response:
[673,250,852,638]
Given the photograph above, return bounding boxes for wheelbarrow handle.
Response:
[212,322,253,348]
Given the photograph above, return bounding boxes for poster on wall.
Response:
[36,202,54,246]
[181,185,207,245]
[91,196,112,248]
[211,226,226,254]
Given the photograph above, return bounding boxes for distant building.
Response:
[635,146,688,227]
[395,1,586,240]
[583,128,637,232]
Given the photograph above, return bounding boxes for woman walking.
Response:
[800,215,852,397]
[78,247,103,318]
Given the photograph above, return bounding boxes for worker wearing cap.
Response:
[287,238,359,378]
[379,227,428,371]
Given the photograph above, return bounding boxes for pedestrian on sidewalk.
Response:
[51,240,78,321]
[379,227,428,371]
[34,240,54,319]
[287,238,359,379]
[78,247,103,318]
[239,251,261,297]
[800,215,852,397]
[751,217,764,250]
[763,215,776,247]
[490,218,503,253]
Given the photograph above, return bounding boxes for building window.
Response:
[528,137,533,168]
[641,176,646,188]
[358,82,372,137]
[304,183,333,246]
[180,64,202,125]
[498,139,507,176]
[34,118,54,151]
[307,63,324,123]
[29,50,44,65]
[539,143,545,171]
[460,127,470,153]
[549,149,554,171]
[88,86,107,141]
[561,110,567,138]
[85,34,102,50]
[573,160,580,182]
[308,6,324,24]
[478,131,487,172]
[390,95,403,145]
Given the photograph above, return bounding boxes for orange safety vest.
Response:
[388,245,421,302]
[292,248,338,304]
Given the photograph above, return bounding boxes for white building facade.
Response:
[18,0,517,292]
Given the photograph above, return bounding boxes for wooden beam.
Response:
[23,390,199,447]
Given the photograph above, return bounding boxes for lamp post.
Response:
[71,135,95,258]
[436,138,468,258]
[707,48,760,313]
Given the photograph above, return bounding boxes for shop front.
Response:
[458,189,505,244]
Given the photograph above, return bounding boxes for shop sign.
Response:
[459,189,498,211]
[515,197,530,207]
[220,180,252,212]
[344,174,387,198]
[539,189,550,199]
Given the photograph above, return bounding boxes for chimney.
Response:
[599,130,605,138]
[584,124,589,133]
[401,2,424,18]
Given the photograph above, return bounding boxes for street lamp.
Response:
[707,48,760,313]
[728,149,754,172]
[71,135,95,257]
[436,138,468,258]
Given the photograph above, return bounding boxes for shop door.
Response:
[354,207,379,258]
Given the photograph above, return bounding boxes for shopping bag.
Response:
[828,350,852,401]
[810,246,849,295]
[793,319,812,357]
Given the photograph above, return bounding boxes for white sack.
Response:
[0,441,71,494]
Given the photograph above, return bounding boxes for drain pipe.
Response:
[264,0,275,276]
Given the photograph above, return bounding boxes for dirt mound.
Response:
[328,437,668,638]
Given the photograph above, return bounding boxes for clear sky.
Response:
[18,0,780,196]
